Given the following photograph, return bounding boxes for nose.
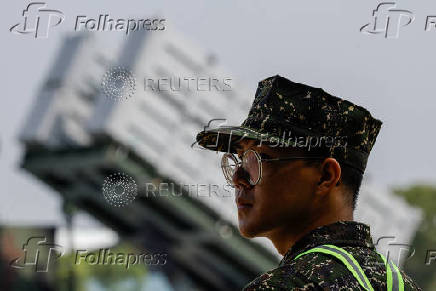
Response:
[231,166,252,189]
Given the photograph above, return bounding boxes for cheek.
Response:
[260,166,301,197]
[251,179,295,223]
[258,167,314,212]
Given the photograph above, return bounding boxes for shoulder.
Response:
[400,269,423,290]
[243,251,359,290]
[243,245,422,290]
[242,264,318,290]
[342,246,422,290]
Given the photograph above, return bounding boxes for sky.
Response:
[1,0,436,225]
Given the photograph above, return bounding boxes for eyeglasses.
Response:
[221,149,324,187]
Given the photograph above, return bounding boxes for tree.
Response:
[393,184,436,290]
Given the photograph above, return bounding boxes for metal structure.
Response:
[19,29,278,290]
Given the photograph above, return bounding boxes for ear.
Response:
[315,158,341,195]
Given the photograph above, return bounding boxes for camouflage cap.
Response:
[195,75,382,173]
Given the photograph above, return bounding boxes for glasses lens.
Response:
[221,154,238,186]
[242,150,260,185]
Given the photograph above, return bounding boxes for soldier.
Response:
[195,75,421,290]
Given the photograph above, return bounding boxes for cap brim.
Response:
[195,126,283,153]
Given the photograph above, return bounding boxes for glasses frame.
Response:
[221,149,324,187]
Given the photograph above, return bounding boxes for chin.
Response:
[238,220,262,238]
[239,229,257,238]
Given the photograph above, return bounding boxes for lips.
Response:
[237,203,253,209]
[236,190,253,209]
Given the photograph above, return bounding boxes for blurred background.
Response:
[1,1,436,290]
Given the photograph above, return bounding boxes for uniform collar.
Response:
[279,220,374,267]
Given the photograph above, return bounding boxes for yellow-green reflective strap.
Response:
[377,252,404,291]
[377,252,393,291]
[391,260,405,291]
[294,244,374,291]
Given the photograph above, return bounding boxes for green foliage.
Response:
[393,184,436,290]
[394,184,436,217]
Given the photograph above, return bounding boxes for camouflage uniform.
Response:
[242,221,422,290]
[194,75,421,290]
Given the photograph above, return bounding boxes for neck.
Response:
[266,204,353,256]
